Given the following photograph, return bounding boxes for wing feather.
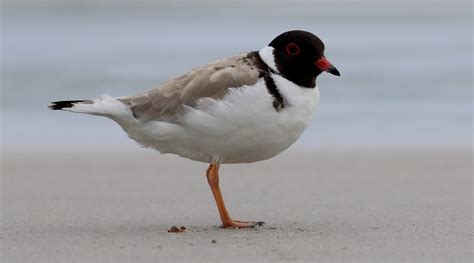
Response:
[121,53,263,121]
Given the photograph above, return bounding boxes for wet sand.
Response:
[1,148,472,262]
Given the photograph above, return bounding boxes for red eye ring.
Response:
[286,43,300,55]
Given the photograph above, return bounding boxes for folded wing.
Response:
[120,53,264,122]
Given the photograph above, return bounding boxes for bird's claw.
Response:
[221,220,265,229]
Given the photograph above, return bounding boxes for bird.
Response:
[49,30,340,229]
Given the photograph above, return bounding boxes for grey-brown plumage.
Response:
[120,53,267,122]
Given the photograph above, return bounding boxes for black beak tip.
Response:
[328,67,340,76]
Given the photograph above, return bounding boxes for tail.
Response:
[48,94,134,121]
[48,100,93,110]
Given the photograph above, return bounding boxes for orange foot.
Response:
[206,162,265,229]
[221,220,265,229]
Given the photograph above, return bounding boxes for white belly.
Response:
[125,75,319,164]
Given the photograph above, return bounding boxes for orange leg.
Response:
[206,162,264,228]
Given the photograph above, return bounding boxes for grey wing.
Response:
[120,53,262,121]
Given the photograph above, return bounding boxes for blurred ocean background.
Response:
[1,0,472,150]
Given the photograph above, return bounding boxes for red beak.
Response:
[316,57,340,76]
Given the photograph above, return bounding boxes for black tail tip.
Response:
[48,100,85,110]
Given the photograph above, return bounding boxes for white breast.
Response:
[125,74,319,164]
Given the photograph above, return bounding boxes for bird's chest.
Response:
[181,76,319,163]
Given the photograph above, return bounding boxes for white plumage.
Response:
[63,73,319,164]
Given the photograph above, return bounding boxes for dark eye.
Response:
[286,43,300,55]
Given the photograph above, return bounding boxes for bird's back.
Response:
[119,53,265,122]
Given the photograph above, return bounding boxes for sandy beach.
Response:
[1,148,471,262]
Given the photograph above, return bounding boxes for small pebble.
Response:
[168,226,187,233]
[211,239,217,244]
